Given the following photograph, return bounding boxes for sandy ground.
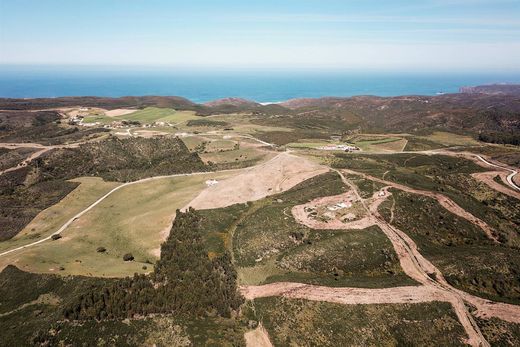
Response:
[244,324,273,347]
[104,108,137,117]
[133,130,170,138]
[471,171,520,200]
[241,282,450,305]
[292,192,373,230]
[187,152,328,210]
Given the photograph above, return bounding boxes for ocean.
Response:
[1,66,520,103]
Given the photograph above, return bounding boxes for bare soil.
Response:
[244,324,273,347]
[104,108,137,117]
[471,171,520,200]
[187,153,328,210]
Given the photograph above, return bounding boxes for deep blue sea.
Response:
[1,66,520,103]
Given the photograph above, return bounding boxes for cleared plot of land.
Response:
[253,297,468,346]
[286,140,339,149]
[82,114,114,124]
[182,134,272,168]
[188,152,328,210]
[261,227,416,288]
[0,172,236,277]
[104,108,137,117]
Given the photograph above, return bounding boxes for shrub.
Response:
[123,253,134,261]
[96,247,106,253]
[51,234,62,241]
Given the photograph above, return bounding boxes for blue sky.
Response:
[1,0,519,71]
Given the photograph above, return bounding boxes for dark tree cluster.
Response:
[63,208,243,321]
[478,131,520,146]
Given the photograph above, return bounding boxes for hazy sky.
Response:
[1,0,519,71]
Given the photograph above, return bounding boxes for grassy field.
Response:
[180,134,270,169]
[286,135,407,153]
[350,135,406,152]
[119,107,200,124]
[420,132,481,147]
[0,177,119,254]
[252,297,468,346]
[82,114,114,124]
[404,132,480,151]
[0,171,238,277]
[201,147,269,168]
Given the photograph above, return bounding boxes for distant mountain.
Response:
[0,96,198,111]
[1,92,519,138]
[460,84,520,95]
[204,97,260,108]
[278,93,520,135]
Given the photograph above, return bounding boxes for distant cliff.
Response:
[460,84,520,95]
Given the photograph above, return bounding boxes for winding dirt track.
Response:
[471,171,520,200]
[430,150,520,193]
[341,168,499,242]
[242,168,520,347]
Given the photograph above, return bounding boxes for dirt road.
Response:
[341,168,498,242]
[244,324,273,347]
[0,150,326,258]
[0,167,247,258]
[0,141,86,177]
[474,154,520,191]
[247,169,504,346]
[471,171,520,200]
